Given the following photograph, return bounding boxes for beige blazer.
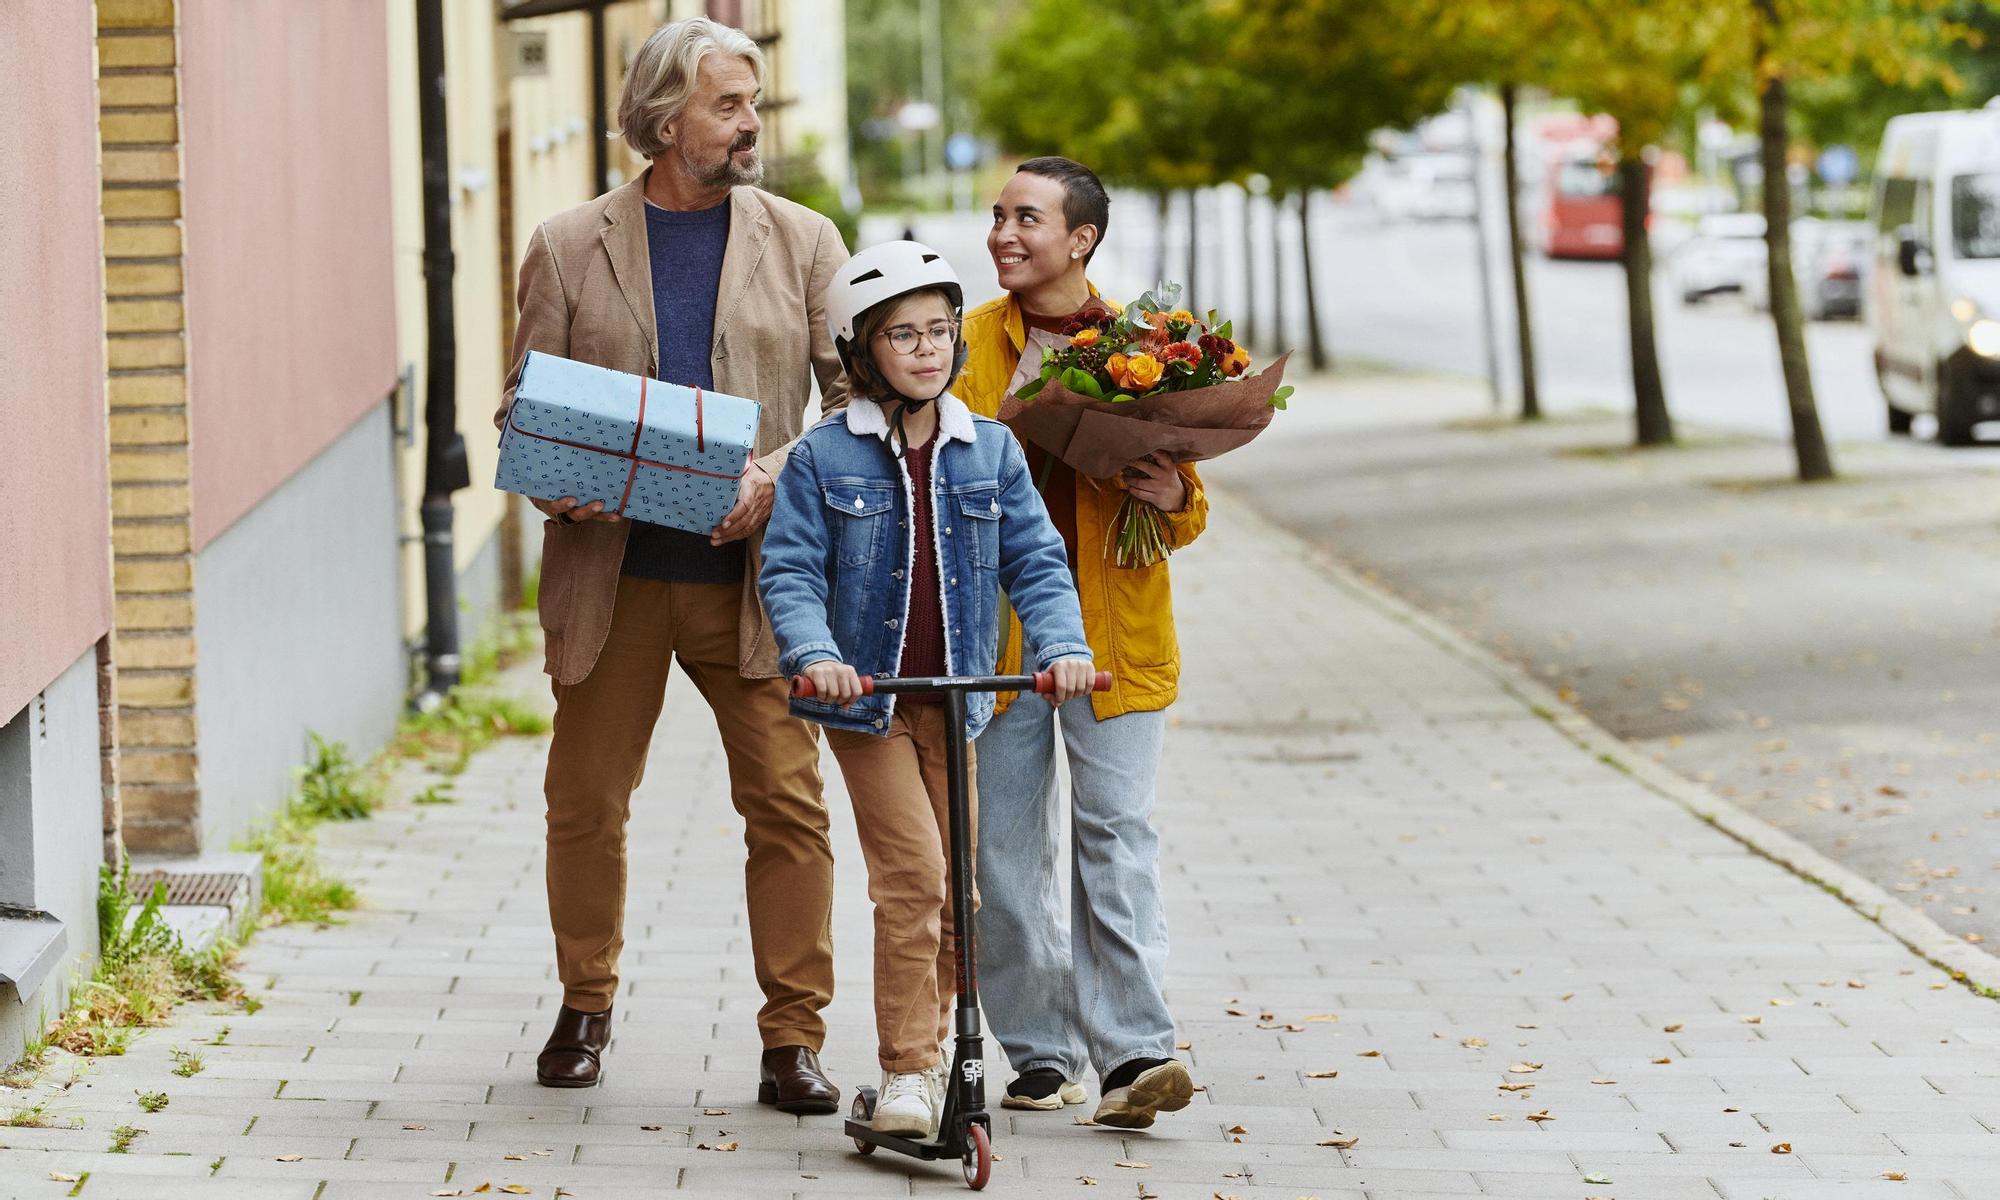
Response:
[496,173,850,684]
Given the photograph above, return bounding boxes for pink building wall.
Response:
[180,0,399,550]
[0,3,114,718]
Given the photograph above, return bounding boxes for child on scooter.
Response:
[759,241,1095,1138]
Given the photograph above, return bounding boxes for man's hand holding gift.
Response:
[535,496,624,525]
[711,461,775,546]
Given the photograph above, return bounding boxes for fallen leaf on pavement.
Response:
[500,1189,532,1196]
[1526,1110,1554,1123]
[1175,1041,1192,1050]
[639,1124,662,1131]
[48,1174,80,1184]
[1884,1171,1907,1180]
[696,1141,738,1151]
[1461,1037,1488,1048]
[1304,1070,1338,1079]
[1663,1023,1683,1033]
[1583,1172,1612,1185]
[1507,1062,1542,1073]
[503,1154,524,1162]
[1488,1113,1506,1120]
[1319,1136,1359,1149]
[1114,1160,1150,1169]
[429,1192,463,1198]
[1590,1077,1617,1085]
[1771,1143,1793,1154]
[1848,980,1867,989]
[702,1108,730,1116]
[276,1155,304,1162]
[1498,1082,1535,1092]
[1227,1124,1248,1134]
[1303,1013,1338,1023]
[1769,998,1795,1007]
[530,1150,551,1158]
[1076,1177,1096,1186]
[1358,1050,1381,1057]
[1652,1056,1673,1064]
[1224,1007,1246,1017]
[1742,1015,1762,1024]
[1259,1010,1275,1021]
[472,1187,492,1196]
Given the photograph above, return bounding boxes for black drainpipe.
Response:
[415,0,470,708]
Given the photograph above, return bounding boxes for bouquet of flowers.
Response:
[998,283,1291,568]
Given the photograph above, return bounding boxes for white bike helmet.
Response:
[827,240,967,388]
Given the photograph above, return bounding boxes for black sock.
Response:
[1007,1067,1068,1100]
[1103,1056,1172,1091]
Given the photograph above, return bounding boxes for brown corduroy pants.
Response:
[825,703,977,1072]
[543,575,834,1050]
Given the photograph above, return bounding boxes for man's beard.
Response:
[685,138,762,188]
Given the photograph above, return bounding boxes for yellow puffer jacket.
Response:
[958,289,1208,719]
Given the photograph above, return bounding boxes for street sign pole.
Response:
[1462,89,1505,413]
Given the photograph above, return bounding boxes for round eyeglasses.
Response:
[873,319,961,356]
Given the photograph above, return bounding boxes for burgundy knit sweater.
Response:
[898,432,946,701]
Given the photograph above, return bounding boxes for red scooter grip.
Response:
[1033,670,1115,694]
[790,674,877,699]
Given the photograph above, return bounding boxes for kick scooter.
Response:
[791,667,1113,1190]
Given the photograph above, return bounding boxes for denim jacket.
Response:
[758,393,1091,739]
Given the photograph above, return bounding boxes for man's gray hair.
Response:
[617,17,766,161]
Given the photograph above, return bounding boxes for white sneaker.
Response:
[872,1066,942,1137]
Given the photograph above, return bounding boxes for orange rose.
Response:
[1106,352,1133,388]
[1070,327,1101,349]
[1123,353,1164,391]
[1224,344,1252,377]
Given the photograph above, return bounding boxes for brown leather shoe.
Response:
[758,1045,839,1114]
[536,1004,612,1088]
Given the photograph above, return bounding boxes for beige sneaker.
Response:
[1092,1059,1194,1129]
[1001,1068,1087,1111]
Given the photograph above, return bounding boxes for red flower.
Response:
[1161,341,1201,366]
[1198,332,1236,362]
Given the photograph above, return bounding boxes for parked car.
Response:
[1744,218,1870,320]
[1672,212,1767,303]
[1867,103,2000,443]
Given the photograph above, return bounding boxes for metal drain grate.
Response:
[127,870,250,908]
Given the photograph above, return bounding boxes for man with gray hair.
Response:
[495,16,848,1111]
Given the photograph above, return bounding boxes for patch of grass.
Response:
[241,805,359,928]
[210,1026,230,1046]
[461,613,538,687]
[2,1042,46,1089]
[294,734,378,821]
[520,566,540,612]
[109,1124,142,1153]
[136,1091,168,1113]
[2,1104,50,1128]
[46,864,246,1058]
[392,690,549,776]
[168,1047,203,1077]
[412,783,457,806]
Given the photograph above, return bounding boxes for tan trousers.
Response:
[544,576,834,1050]
[826,703,977,1072]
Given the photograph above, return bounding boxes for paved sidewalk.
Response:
[5,495,2000,1199]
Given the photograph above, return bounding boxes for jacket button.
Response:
[949,577,958,585]
[874,718,886,729]
[944,526,953,535]
[892,569,903,579]
[887,618,899,629]
[990,500,999,513]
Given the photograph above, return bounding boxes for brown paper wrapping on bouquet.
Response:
[996,354,1289,481]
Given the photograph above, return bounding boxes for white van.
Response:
[1867,103,2000,443]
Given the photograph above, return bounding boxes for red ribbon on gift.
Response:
[506,379,742,517]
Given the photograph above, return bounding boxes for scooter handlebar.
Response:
[789,670,1113,699]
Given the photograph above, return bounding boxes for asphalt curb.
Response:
[1214,486,2000,1001]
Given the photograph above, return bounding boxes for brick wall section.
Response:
[99,0,201,855]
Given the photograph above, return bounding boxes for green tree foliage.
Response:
[847,0,1008,206]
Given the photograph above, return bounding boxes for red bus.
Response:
[1536,114,1624,260]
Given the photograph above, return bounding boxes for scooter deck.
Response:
[843,1120,960,1160]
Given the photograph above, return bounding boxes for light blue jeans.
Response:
[973,685,1175,1082]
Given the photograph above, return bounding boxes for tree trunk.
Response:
[1756,13,1837,481]
[1185,188,1200,308]
[1298,191,1329,371]
[1239,184,1258,350]
[1501,82,1541,421]
[1618,156,1673,446]
[1269,189,1288,352]
[1154,189,1170,288]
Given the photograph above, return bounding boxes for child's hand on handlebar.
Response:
[804,660,864,706]
[1045,658,1097,706]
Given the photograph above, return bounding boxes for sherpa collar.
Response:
[845,392,977,446]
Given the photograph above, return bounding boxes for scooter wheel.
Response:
[961,1121,992,1189]
[851,1086,877,1156]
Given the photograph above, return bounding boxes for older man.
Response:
[495,17,848,1110]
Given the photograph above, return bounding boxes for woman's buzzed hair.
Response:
[1015,156,1110,263]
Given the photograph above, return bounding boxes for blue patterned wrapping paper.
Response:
[495,351,761,535]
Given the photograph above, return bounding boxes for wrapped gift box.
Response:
[496,351,760,535]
